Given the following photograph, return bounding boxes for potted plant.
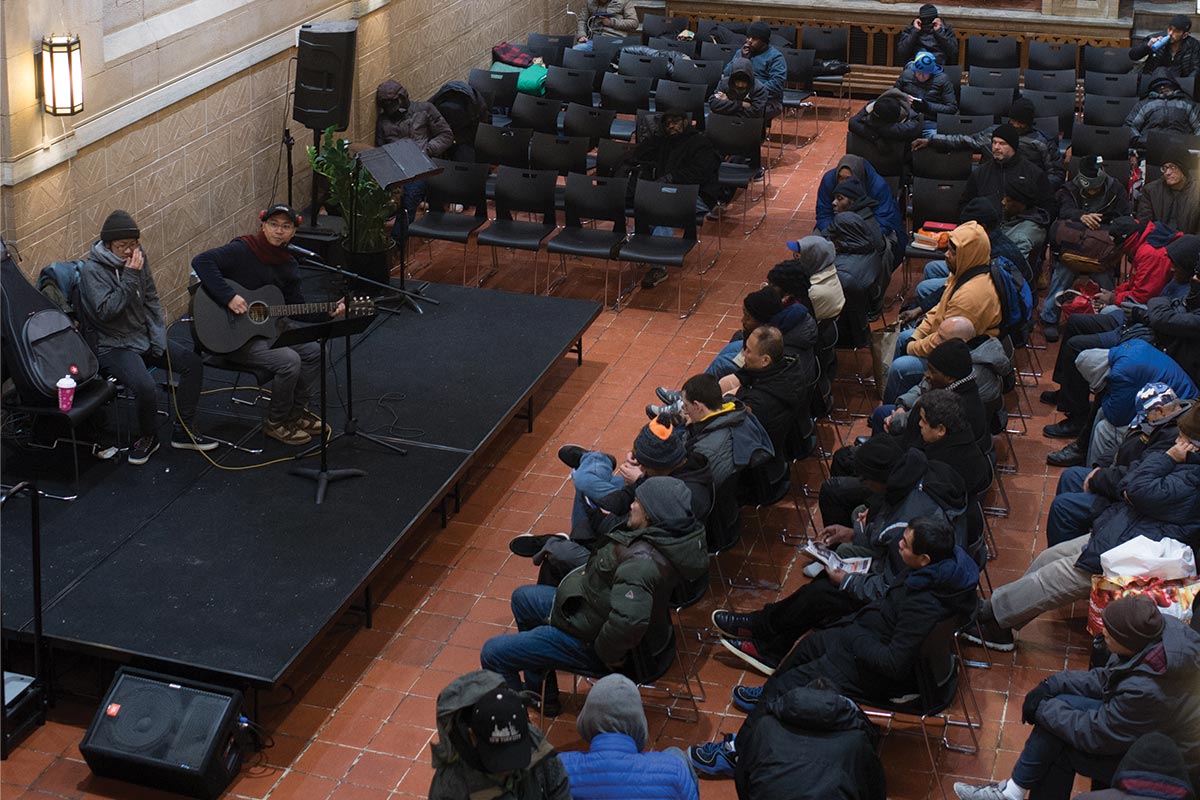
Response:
[307,126,395,284]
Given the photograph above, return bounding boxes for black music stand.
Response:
[283,314,373,504]
[352,140,443,313]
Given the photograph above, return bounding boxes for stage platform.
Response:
[1,283,600,689]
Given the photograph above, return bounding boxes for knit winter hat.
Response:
[919,4,939,24]
[871,96,903,124]
[1008,97,1037,127]
[100,210,140,242]
[634,475,693,526]
[1167,234,1200,272]
[1113,732,1196,800]
[1074,156,1107,190]
[1161,144,1193,175]
[833,177,867,202]
[927,339,974,381]
[1102,594,1166,653]
[743,286,784,323]
[912,51,942,75]
[576,674,648,750]
[854,435,904,483]
[1075,347,1112,393]
[1004,175,1040,208]
[960,197,1001,228]
[747,21,772,43]
[1109,215,1143,244]
[991,123,1021,151]
[1133,382,1179,427]
[633,419,686,470]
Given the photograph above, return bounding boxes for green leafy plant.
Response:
[307,126,395,253]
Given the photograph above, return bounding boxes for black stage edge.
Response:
[1,283,600,689]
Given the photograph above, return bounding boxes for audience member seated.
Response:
[77,210,216,464]
[848,94,924,145]
[914,98,1065,192]
[701,286,816,381]
[622,111,722,289]
[711,436,967,674]
[482,477,708,716]
[815,155,906,250]
[915,198,1031,312]
[688,676,886,800]
[375,80,453,224]
[955,595,1200,800]
[1046,384,1191,547]
[966,406,1200,651]
[558,674,699,800]
[1135,146,1200,234]
[957,124,1054,213]
[910,387,993,495]
[430,672,571,800]
[999,175,1052,267]
[719,22,786,121]
[1126,71,1200,154]
[574,0,638,49]
[771,239,846,414]
[726,516,978,711]
[891,221,1001,402]
[1145,247,1200,382]
[896,3,960,65]
[895,50,958,136]
[1075,732,1197,800]
[1129,14,1200,79]
[719,325,813,458]
[710,57,774,122]
[823,210,889,348]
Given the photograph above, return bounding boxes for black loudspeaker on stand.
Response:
[80,667,244,800]
[293,21,357,131]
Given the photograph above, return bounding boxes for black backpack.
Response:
[1,253,99,404]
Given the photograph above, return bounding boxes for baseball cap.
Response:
[469,687,533,773]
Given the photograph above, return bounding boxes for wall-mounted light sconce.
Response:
[36,35,84,116]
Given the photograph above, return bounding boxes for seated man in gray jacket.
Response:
[78,210,217,465]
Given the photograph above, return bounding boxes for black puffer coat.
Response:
[1126,82,1200,150]
[894,66,958,119]
[1146,285,1200,383]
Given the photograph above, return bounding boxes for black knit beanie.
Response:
[927,339,974,380]
[1004,175,1040,208]
[1114,732,1196,800]
[743,286,784,323]
[1008,97,1037,127]
[833,177,867,202]
[1102,594,1166,653]
[633,419,686,470]
[960,197,1000,228]
[919,4,938,24]
[992,123,1021,151]
[101,210,140,242]
[1167,235,1200,274]
[871,96,903,125]
[854,435,904,483]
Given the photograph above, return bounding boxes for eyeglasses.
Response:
[1162,164,1183,175]
[263,219,296,231]
[110,240,139,254]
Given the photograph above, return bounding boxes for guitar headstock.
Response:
[346,296,376,318]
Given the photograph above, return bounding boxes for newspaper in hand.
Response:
[802,541,873,574]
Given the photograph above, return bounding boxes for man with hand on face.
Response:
[720,21,786,115]
[897,3,959,66]
[192,205,344,447]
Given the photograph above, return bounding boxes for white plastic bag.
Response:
[1101,535,1197,581]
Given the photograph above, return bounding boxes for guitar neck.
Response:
[267,301,336,317]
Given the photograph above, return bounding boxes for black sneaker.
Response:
[171,429,220,451]
[508,532,569,558]
[656,387,682,405]
[641,267,668,289]
[1047,441,1086,467]
[711,609,756,639]
[960,616,1016,652]
[1042,323,1059,343]
[1039,390,1060,406]
[1043,419,1084,439]
[557,444,587,470]
[128,435,160,465]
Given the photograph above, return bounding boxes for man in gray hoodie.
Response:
[77,210,216,464]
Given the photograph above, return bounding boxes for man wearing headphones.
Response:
[192,205,344,446]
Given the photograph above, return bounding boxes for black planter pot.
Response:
[335,239,394,294]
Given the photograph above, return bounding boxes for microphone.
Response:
[285,243,321,261]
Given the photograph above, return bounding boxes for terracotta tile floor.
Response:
[3,100,1091,799]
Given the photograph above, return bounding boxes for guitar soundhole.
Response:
[247,302,270,324]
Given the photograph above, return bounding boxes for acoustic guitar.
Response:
[193,279,375,354]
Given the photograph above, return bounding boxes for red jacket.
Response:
[1116,223,1181,305]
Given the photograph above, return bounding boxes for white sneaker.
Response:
[954,782,1014,800]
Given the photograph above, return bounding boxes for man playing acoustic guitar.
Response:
[192,205,344,446]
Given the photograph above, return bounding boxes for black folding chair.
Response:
[845,131,906,180]
[779,47,819,148]
[407,159,491,286]
[942,65,964,100]
[642,13,688,42]
[801,25,852,117]
[959,86,1014,123]
[649,36,697,58]
[965,35,1020,68]
[1082,93,1137,127]
[1025,90,1078,147]
[1071,123,1133,161]
[618,181,707,317]
[530,132,589,177]
[700,41,739,63]
[469,68,519,112]
[562,102,617,147]
[475,166,559,293]
[594,138,633,177]
[546,172,630,300]
[475,123,532,167]
[1023,68,1078,93]
[545,65,597,106]
[600,73,654,139]
[902,177,968,298]
[771,24,798,48]
[672,59,725,96]
[1083,71,1138,97]
[1082,45,1135,75]
[618,51,669,86]
[706,114,769,236]
[510,93,561,134]
[1028,40,1078,71]
[911,147,973,180]
[1140,72,1196,98]
[529,32,576,50]
[653,80,708,130]
[563,48,612,92]
[966,67,1020,90]
[935,113,992,136]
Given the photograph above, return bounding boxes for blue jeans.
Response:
[1040,263,1115,325]
[884,327,924,405]
[570,450,622,532]
[1046,467,1110,547]
[479,585,609,693]
[869,404,896,435]
[1012,694,1119,800]
[705,339,743,379]
[915,260,949,312]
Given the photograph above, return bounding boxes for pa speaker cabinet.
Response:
[80,667,244,800]
[293,20,358,131]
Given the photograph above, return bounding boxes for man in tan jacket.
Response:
[576,0,639,45]
[885,221,1002,403]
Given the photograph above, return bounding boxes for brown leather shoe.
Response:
[264,419,312,445]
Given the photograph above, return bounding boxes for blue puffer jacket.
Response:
[558,733,698,800]
[1102,339,1198,427]
[1075,451,1200,574]
[816,154,905,247]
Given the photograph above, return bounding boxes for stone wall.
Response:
[0,0,563,319]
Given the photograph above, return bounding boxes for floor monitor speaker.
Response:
[80,667,244,800]
[293,20,358,132]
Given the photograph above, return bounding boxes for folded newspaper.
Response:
[803,541,872,574]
